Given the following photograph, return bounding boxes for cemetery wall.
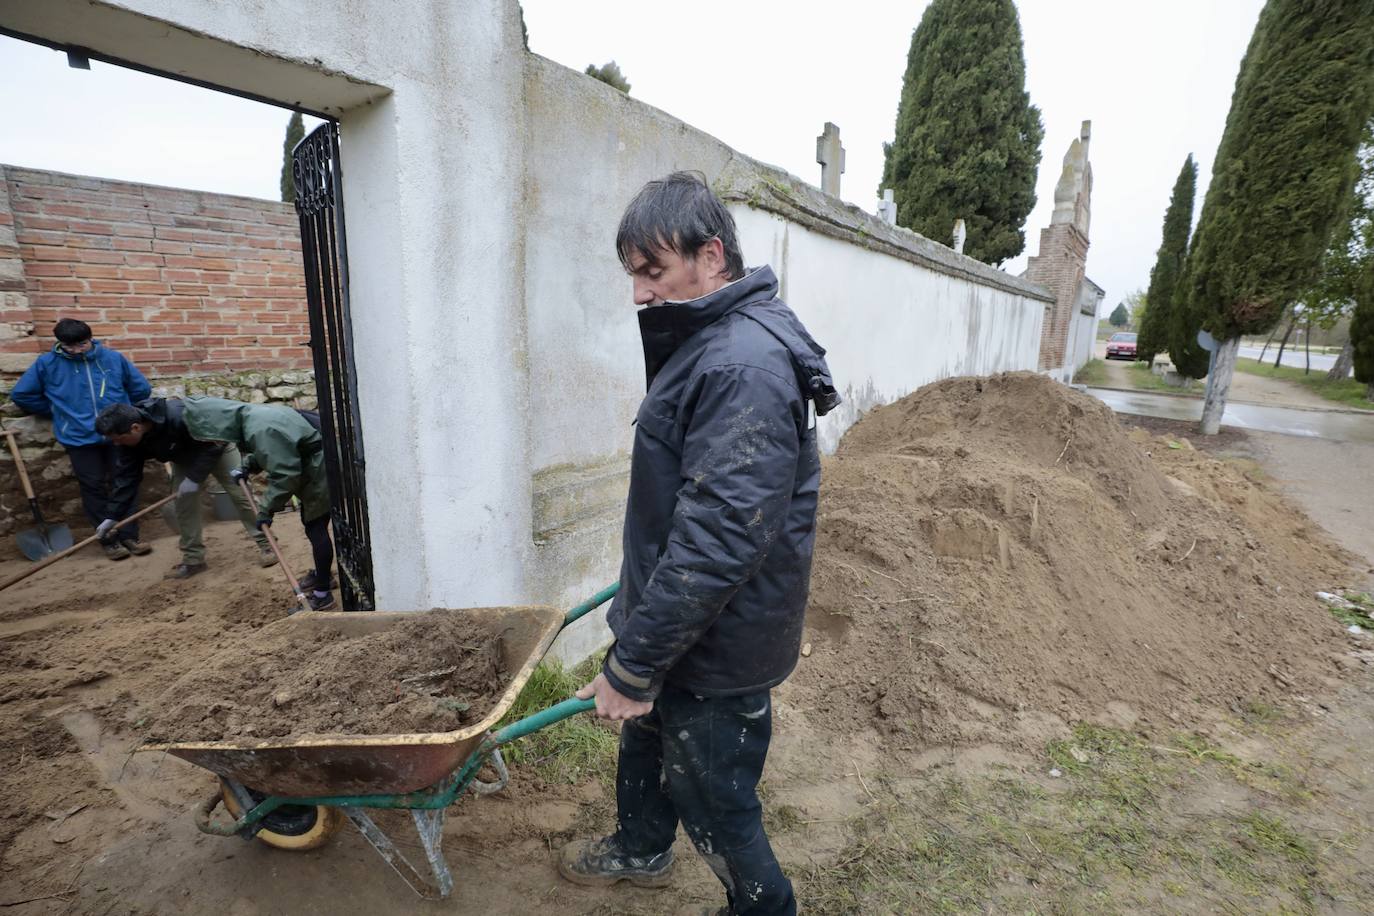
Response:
[520,54,1055,660]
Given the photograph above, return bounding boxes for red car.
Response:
[1106,332,1138,360]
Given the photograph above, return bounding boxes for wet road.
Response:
[1086,388,1374,444]
[1237,346,1341,373]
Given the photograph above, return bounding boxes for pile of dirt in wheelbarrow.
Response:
[790,372,1352,749]
[148,612,510,741]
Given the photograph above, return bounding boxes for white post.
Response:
[952,218,966,255]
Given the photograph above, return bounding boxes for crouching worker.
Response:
[96,399,278,579]
[182,397,337,611]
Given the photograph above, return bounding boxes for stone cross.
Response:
[815,122,845,197]
[877,189,898,225]
[952,218,966,255]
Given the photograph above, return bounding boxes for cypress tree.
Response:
[280,112,305,204]
[1137,156,1197,365]
[1188,0,1374,433]
[880,0,1043,265]
[1108,303,1129,328]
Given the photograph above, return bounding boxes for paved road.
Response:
[1086,387,1374,444]
[1237,345,1341,373]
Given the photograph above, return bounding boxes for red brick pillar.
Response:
[1024,221,1088,371]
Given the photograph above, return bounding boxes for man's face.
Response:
[59,338,93,356]
[625,238,728,307]
[108,423,147,447]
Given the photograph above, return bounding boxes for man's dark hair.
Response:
[616,171,745,281]
[53,318,92,345]
[95,402,143,436]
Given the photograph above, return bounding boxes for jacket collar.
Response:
[53,340,102,362]
[637,266,779,385]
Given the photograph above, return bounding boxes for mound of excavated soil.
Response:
[791,372,1351,749]
[149,613,508,741]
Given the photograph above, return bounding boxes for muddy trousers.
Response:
[301,512,334,588]
[615,685,795,916]
[171,446,268,564]
[65,442,138,541]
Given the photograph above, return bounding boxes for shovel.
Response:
[3,427,74,561]
[237,478,311,615]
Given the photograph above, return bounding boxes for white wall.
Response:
[733,208,1045,454]
[3,3,1061,656]
[518,55,1052,661]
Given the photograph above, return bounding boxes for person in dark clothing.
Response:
[96,400,278,578]
[559,172,838,916]
[9,318,152,560]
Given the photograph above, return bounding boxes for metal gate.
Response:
[292,121,375,610]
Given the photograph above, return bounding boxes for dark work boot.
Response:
[558,835,675,888]
[306,591,336,612]
[298,569,334,592]
[102,540,131,561]
[120,537,152,556]
[166,562,208,579]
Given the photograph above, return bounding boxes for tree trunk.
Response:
[1200,336,1241,435]
[1257,324,1279,362]
[1327,339,1355,380]
[1273,317,1296,367]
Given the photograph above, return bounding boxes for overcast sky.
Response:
[0,1,1265,314]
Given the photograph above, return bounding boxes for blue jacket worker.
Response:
[559,172,839,916]
[10,318,153,560]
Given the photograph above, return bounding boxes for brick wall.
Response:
[1025,221,1089,373]
[0,165,309,377]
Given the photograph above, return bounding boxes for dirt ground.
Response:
[1093,341,1338,410]
[3,378,1374,914]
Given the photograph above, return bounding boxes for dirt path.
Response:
[1093,342,1339,411]
[3,392,1373,914]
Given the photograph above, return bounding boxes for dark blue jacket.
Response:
[603,266,839,701]
[9,342,151,447]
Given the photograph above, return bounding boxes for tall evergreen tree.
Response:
[880,0,1043,265]
[1137,156,1197,365]
[1108,303,1129,327]
[280,112,305,204]
[1189,0,1374,433]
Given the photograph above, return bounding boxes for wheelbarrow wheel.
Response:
[220,780,344,851]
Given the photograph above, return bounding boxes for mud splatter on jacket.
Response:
[604,265,838,701]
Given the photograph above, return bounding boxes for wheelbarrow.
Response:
[144,583,619,899]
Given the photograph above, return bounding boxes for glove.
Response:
[255,512,273,531]
[95,518,117,539]
[229,466,249,484]
[176,477,201,497]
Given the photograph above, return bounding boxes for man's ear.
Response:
[701,237,726,278]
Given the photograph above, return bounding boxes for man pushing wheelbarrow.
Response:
[560,172,839,916]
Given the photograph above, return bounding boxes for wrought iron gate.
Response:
[292,121,375,610]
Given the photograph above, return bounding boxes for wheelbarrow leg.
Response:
[411,808,453,898]
[341,807,453,899]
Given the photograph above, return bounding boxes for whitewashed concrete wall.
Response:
[520,55,1053,661]
[1054,282,1106,383]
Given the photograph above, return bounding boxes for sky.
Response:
[0,0,1266,315]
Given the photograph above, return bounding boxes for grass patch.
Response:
[497,656,618,787]
[1074,358,1108,386]
[1233,357,1374,410]
[1126,362,1201,394]
[800,724,1333,914]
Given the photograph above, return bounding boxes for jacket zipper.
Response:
[84,361,98,415]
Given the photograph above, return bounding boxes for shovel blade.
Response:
[16,524,73,562]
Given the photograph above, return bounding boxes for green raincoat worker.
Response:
[182,397,338,611]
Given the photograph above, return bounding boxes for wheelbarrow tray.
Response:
[144,605,564,798]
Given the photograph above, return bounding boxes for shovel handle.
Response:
[237,479,310,613]
[0,494,176,593]
[3,429,37,502]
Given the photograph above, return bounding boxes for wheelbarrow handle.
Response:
[563,581,620,627]
[487,696,597,749]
